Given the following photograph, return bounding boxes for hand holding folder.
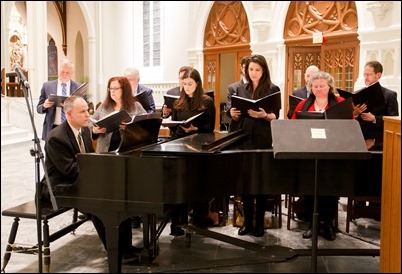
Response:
[337,82,384,112]
[231,91,281,116]
[162,111,205,127]
[48,82,89,107]
[89,109,131,133]
[163,94,179,109]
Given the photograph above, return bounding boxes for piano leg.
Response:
[105,226,121,273]
[141,214,159,263]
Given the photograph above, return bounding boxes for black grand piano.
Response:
[56,119,382,273]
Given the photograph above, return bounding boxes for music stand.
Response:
[271,119,370,272]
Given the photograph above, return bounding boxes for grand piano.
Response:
[55,119,382,273]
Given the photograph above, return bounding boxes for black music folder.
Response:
[48,82,89,107]
[48,94,68,107]
[89,109,131,133]
[295,97,354,120]
[337,82,385,112]
[231,91,281,116]
[163,94,179,109]
[135,91,151,111]
[295,111,325,120]
[324,97,354,119]
[271,120,370,159]
[72,82,89,96]
[161,111,205,127]
[288,94,304,117]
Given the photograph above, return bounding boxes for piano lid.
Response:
[141,130,246,155]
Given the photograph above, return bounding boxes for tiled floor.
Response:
[1,142,380,273]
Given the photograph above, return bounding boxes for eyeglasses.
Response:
[108,87,121,91]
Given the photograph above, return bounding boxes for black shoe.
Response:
[253,226,265,237]
[122,246,142,264]
[302,228,313,239]
[323,223,336,241]
[238,225,253,236]
[131,216,141,229]
[170,225,185,236]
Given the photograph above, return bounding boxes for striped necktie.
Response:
[77,132,86,153]
[61,83,67,122]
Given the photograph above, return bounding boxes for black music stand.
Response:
[271,119,370,272]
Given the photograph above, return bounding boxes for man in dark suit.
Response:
[351,61,399,213]
[287,65,319,119]
[37,59,82,141]
[124,67,156,113]
[161,65,193,118]
[354,60,399,150]
[226,55,250,131]
[42,95,140,264]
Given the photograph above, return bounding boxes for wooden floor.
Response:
[1,141,381,273]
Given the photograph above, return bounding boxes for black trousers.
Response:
[166,203,188,231]
[242,194,266,228]
[303,195,338,224]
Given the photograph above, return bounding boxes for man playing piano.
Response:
[42,95,141,264]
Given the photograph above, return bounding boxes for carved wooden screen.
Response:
[284,1,359,118]
[289,47,321,91]
[321,40,359,92]
[203,1,251,131]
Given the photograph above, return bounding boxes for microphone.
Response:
[13,63,30,88]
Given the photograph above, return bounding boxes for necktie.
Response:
[61,83,67,122]
[77,132,86,153]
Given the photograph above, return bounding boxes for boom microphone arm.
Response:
[13,63,30,88]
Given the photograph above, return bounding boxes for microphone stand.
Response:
[19,77,58,273]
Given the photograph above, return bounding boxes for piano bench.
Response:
[1,200,88,273]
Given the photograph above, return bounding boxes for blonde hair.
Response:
[307,71,336,95]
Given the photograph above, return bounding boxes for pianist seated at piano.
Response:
[40,95,142,263]
[229,54,280,237]
[91,76,147,153]
[168,68,216,235]
[291,71,350,241]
